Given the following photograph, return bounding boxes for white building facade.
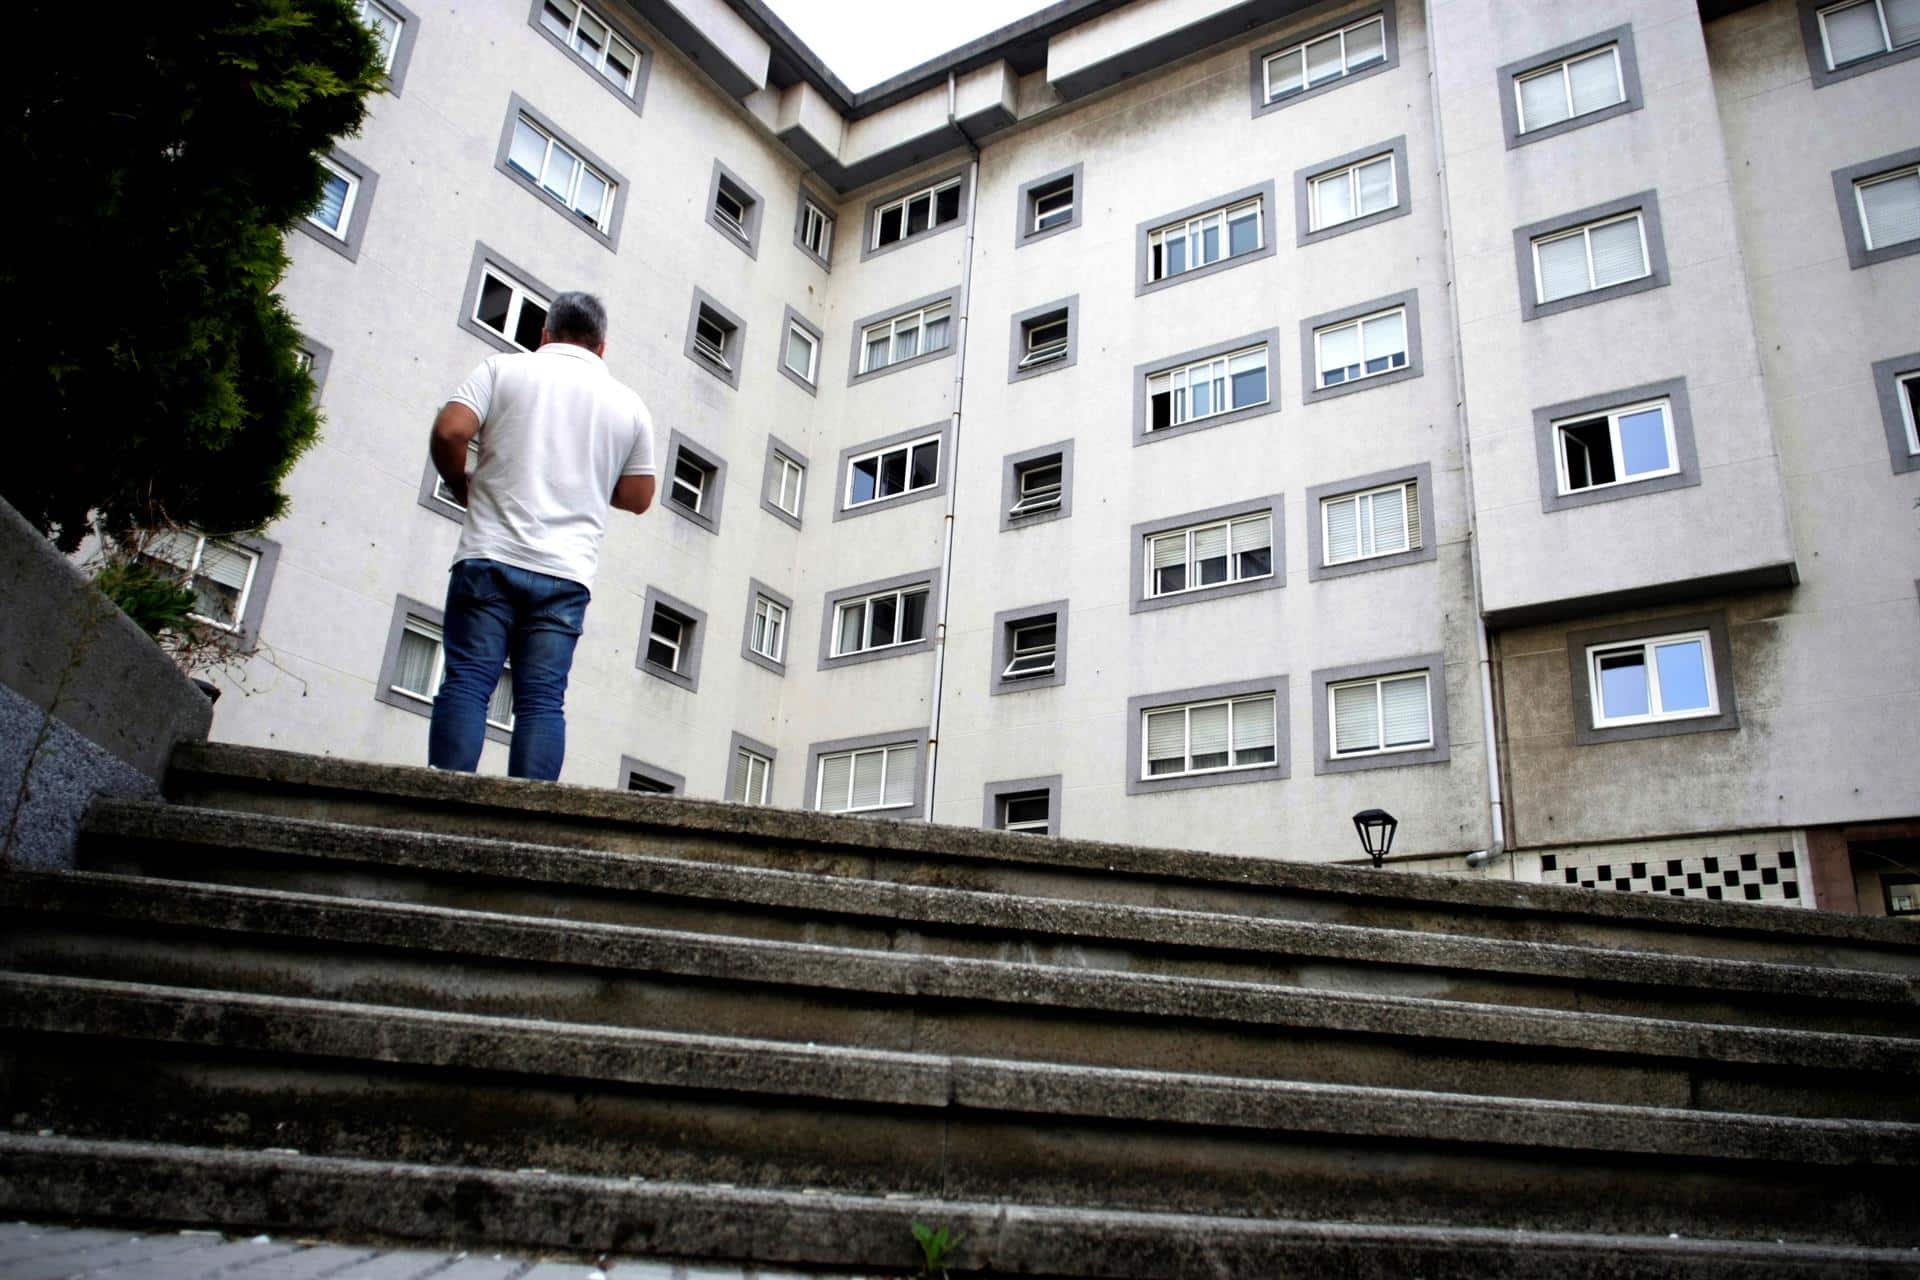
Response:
[203,0,1920,913]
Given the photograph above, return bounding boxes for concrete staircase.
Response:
[2,743,1917,1277]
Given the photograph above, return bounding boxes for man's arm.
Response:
[429,402,481,508]
[611,474,655,515]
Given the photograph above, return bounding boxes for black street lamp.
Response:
[1353,809,1398,868]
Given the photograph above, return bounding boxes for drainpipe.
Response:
[921,72,981,823]
[1422,2,1508,870]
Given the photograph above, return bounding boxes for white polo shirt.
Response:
[446,343,656,588]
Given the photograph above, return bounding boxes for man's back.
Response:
[448,343,655,587]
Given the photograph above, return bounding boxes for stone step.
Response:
[3,973,1917,1249]
[5,872,1919,1121]
[74,804,1920,1038]
[1,1130,1917,1276]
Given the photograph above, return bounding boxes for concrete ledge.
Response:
[164,744,1920,955]
[6,1135,1916,1278]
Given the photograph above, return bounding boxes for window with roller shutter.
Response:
[1329,672,1432,758]
[139,532,260,634]
[1514,193,1667,321]
[1125,678,1290,795]
[1814,0,1920,73]
[816,743,918,814]
[1322,480,1420,566]
[1514,46,1624,134]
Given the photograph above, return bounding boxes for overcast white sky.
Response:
[765,0,1054,90]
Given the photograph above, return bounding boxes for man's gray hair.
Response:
[546,291,608,348]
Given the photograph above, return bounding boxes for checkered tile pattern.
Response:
[1541,846,1801,904]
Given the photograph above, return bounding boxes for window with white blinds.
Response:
[1142,694,1278,778]
[1309,154,1396,230]
[356,0,403,72]
[389,619,514,730]
[1146,512,1273,598]
[1147,346,1269,429]
[732,748,772,805]
[1314,307,1407,387]
[307,158,358,238]
[1514,45,1624,133]
[1322,481,1419,565]
[1818,0,1920,69]
[861,302,951,372]
[1855,165,1920,251]
[1330,672,1431,757]
[505,114,615,230]
[1531,211,1648,304]
[141,531,259,632]
[816,743,917,813]
[539,0,643,93]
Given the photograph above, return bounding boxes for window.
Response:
[999,791,1051,834]
[1143,694,1278,779]
[706,161,763,257]
[749,594,787,663]
[684,290,745,388]
[871,176,962,251]
[1003,619,1057,680]
[638,589,705,692]
[1314,307,1407,388]
[646,606,692,674]
[1020,313,1070,369]
[731,745,772,805]
[714,179,751,238]
[1883,875,1920,916]
[1531,212,1649,305]
[773,454,804,515]
[627,772,674,794]
[661,432,726,535]
[473,262,550,352]
[1148,346,1269,430]
[832,585,930,658]
[430,441,481,511]
[1001,442,1074,531]
[761,437,807,528]
[783,319,819,385]
[1329,672,1431,757]
[1322,480,1420,565]
[1145,511,1273,601]
[1146,198,1263,283]
[1877,356,1920,472]
[815,742,919,814]
[538,0,642,93]
[140,531,260,633]
[308,158,358,239]
[1817,0,1920,69]
[860,301,951,374]
[1262,14,1386,103]
[1010,456,1063,518]
[1310,153,1395,231]
[296,151,377,261]
[1855,164,1920,251]
[1587,631,1720,728]
[671,453,711,515]
[1901,371,1920,455]
[1515,45,1624,134]
[357,0,404,72]
[1009,296,1079,382]
[389,617,514,731]
[1554,399,1679,494]
[798,196,834,264]
[505,113,615,230]
[845,434,940,509]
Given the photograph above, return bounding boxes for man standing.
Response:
[425,291,655,781]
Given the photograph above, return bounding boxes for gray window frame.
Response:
[662,429,728,535]
[620,756,684,794]
[804,728,932,819]
[1798,0,1920,87]
[1300,290,1424,404]
[832,420,952,522]
[741,579,794,677]
[1513,191,1668,322]
[374,595,510,746]
[1130,494,1286,615]
[176,531,279,654]
[1294,136,1410,248]
[1532,377,1700,512]
[297,148,380,263]
[1126,676,1291,797]
[760,434,809,530]
[776,305,824,396]
[991,600,1068,695]
[458,243,558,356]
[1305,462,1437,582]
[1134,181,1277,298]
[1496,25,1643,149]
[1133,329,1281,447]
[684,288,747,389]
[793,182,836,270]
[638,586,706,693]
[368,0,421,95]
[298,336,333,399]
[999,440,1075,532]
[726,731,778,804]
[416,455,466,524]
[983,775,1063,835]
[1008,295,1079,384]
[860,166,971,263]
[1872,351,1920,474]
[1831,147,1920,270]
[706,159,764,258]
[1248,5,1399,118]
[817,568,942,672]
[1567,611,1740,745]
[1015,164,1083,249]
[1311,653,1450,775]
[525,0,651,115]
[493,94,628,252]
[846,287,962,387]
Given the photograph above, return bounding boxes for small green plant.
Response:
[93,556,200,639]
[911,1220,960,1277]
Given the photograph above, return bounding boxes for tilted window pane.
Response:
[1859,170,1920,248]
[477,277,513,334]
[1588,217,1647,287]
[1567,49,1622,115]
[1654,640,1712,713]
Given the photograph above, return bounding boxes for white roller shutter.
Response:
[883,746,916,807]
[1188,704,1229,762]
[486,670,514,727]
[1535,232,1591,302]
[1232,697,1277,755]
[1588,216,1647,287]
[1324,496,1360,563]
[1192,523,1229,564]
[1363,309,1406,361]
[1381,674,1432,747]
[1231,514,1271,556]
[1859,170,1920,250]
[1567,49,1622,115]
[1144,709,1185,771]
[1357,157,1394,214]
[1888,0,1920,47]
[850,750,886,809]
[1518,69,1568,131]
[1333,683,1379,753]
[1314,172,1353,227]
[1405,483,1423,551]
[818,753,853,812]
[1317,322,1360,379]
[1345,17,1384,66]
[1370,488,1408,553]
[1823,0,1888,63]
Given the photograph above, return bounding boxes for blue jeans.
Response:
[428,558,590,781]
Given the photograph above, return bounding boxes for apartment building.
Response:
[186,0,1918,914]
